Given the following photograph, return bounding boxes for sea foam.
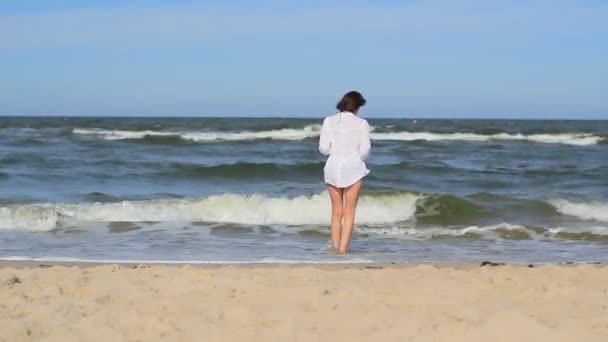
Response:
[357,223,534,240]
[0,192,420,231]
[549,199,608,222]
[371,132,603,146]
[73,126,321,141]
[73,127,604,145]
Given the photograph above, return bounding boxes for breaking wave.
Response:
[358,223,608,242]
[72,127,605,145]
[2,193,608,243]
[72,126,321,142]
[371,132,604,146]
[549,199,608,222]
[0,192,420,231]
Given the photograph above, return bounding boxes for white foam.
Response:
[358,223,532,240]
[548,199,608,222]
[547,226,608,235]
[73,127,604,145]
[371,132,604,146]
[73,126,321,141]
[0,192,420,231]
[0,206,59,232]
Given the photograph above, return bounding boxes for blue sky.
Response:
[0,0,607,118]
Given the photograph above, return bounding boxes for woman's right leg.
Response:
[338,180,362,253]
[327,185,344,250]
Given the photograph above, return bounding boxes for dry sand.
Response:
[1,262,607,341]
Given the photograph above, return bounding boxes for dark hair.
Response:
[336,91,366,113]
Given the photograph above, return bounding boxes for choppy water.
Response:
[1,117,607,264]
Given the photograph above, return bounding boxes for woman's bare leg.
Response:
[327,185,344,250]
[338,180,362,253]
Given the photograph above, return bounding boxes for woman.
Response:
[319,91,371,253]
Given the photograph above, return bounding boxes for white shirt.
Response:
[319,111,371,188]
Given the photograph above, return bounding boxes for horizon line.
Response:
[0,114,607,121]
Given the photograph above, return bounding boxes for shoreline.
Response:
[1,259,603,269]
[0,259,473,270]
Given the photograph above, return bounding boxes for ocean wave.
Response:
[548,199,608,222]
[358,223,537,240]
[359,223,608,242]
[72,127,605,145]
[73,126,321,142]
[4,191,608,235]
[0,206,60,232]
[0,192,420,231]
[371,132,604,146]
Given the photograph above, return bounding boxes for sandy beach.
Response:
[0,262,606,341]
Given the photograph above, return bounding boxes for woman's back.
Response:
[320,111,370,158]
[319,111,371,188]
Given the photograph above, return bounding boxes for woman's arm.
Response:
[359,120,371,160]
[318,118,331,155]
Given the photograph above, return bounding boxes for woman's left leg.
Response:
[327,185,344,250]
[338,180,363,253]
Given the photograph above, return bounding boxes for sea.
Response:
[1,116,607,264]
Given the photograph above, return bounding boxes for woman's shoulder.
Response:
[355,116,369,128]
[324,112,340,120]
[323,112,368,128]
[322,113,340,125]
